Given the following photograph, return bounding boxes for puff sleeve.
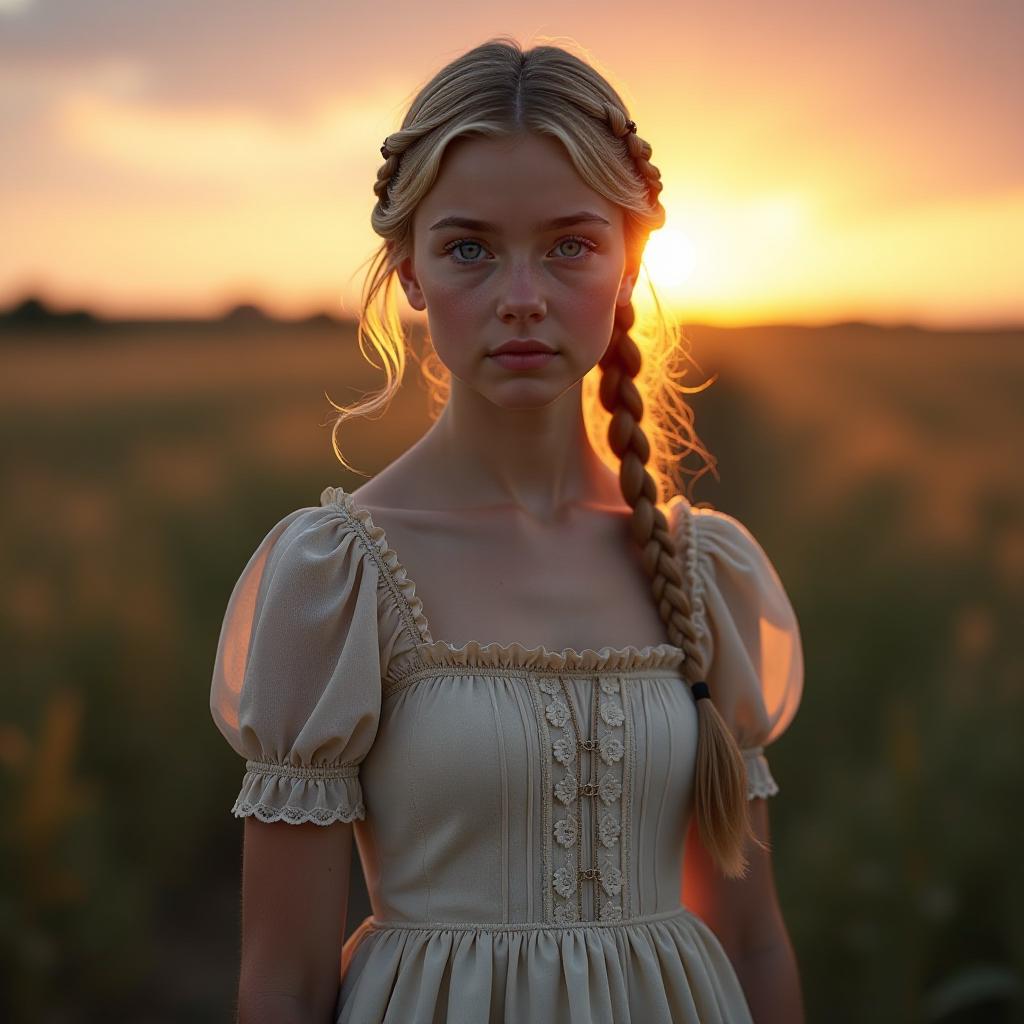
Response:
[208,504,383,824]
[680,503,804,799]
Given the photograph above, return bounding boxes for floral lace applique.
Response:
[598,733,624,765]
[599,695,625,728]
[597,770,622,805]
[554,901,579,925]
[590,676,628,921]
[554,768,578,806]
[538,673,630,924]
[553,857,577,899]
[553,737,576,767]
[600,859,624,898]
[554,814,579,847]
[545,698,571,729]
[598,811,621,848]
[537,675,586,923]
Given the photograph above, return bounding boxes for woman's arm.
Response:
[237,818,355,1024]
[681,798,805,1024]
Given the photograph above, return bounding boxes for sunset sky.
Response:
[2,0,1021,327]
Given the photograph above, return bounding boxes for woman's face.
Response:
[397,132,639,408]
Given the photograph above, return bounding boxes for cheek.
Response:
[419,278,485,374]
[421,275,487,334]
[560,274,620,343]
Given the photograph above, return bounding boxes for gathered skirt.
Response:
[337,905,753,1024]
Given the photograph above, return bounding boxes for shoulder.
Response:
[230,492,384,611]
[664,493,804,776]
[319,483,432,657]
[667,491,757,542]
[264,491,361,553]
[218,485,431,667]
[667,493,782,587]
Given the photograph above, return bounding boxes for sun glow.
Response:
[641,225,699,293]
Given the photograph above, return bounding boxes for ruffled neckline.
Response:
[321,484,433,646]
[320,484,691,674]
[417,638,685,673]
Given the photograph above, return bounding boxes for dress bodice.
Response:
[361,642,694,928]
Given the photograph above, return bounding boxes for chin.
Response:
[485,380,580,411]
[443,370,560,404]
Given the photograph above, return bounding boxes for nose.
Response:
[495,261,547,325]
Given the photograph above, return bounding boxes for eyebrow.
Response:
[428,211,612,232]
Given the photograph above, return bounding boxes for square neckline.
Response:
[321,483,690,674]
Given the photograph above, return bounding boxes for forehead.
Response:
[415,132,622,233]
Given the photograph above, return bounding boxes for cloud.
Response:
[54,84,395,188]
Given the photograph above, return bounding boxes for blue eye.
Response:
[552,236,597,259]
[442,235,598,265]
[444,240,489,264]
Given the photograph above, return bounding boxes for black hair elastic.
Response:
[690,682,710,702]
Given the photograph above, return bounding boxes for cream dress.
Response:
[209,484,804,1024]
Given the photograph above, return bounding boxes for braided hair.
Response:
[596,113,761,881]
[331,36,763,879]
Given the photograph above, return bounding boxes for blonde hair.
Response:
[327,35,763,878]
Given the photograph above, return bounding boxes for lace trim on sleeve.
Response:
[742,746,780,800]
[232,759,366,824]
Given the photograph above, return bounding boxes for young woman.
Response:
[210,37,805,1024]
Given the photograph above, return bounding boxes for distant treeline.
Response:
[3,295,1021,336]
[0,296,350,331]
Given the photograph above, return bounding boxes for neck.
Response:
[417,379,624,521]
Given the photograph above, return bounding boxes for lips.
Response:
[490,339,556,355]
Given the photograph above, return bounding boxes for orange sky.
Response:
[2,0,1022,327]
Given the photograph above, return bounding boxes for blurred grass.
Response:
[1,318,1021,1022]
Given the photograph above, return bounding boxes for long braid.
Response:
[600,111,763,880]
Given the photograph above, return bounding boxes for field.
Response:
[1,316,1022,1022]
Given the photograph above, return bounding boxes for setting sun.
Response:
[641,225,699,293]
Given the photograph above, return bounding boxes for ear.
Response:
[396,254,427,312]
[616,256,640,308]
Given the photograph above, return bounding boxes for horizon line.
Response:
[1,295,1022,336]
